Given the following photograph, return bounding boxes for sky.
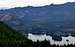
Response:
[0,0,75,9]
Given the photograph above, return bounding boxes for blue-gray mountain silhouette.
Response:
[0,2,75,41]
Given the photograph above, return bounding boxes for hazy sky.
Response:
[0,0,75,8]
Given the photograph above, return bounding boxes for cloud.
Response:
[0,0,75,8]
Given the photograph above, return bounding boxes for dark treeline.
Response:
[30,40,75,47]
[0,39,75,47]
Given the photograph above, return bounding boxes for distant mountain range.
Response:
[0,2,75,36]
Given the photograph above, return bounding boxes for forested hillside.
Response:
[0,21,51,47]
[0,21,33,47]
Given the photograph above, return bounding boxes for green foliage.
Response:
[0,21,31,47]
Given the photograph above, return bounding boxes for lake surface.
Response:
[28,33,75,46]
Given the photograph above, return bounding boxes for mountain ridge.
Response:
[0,2,75,10]
[0,2,75,37]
